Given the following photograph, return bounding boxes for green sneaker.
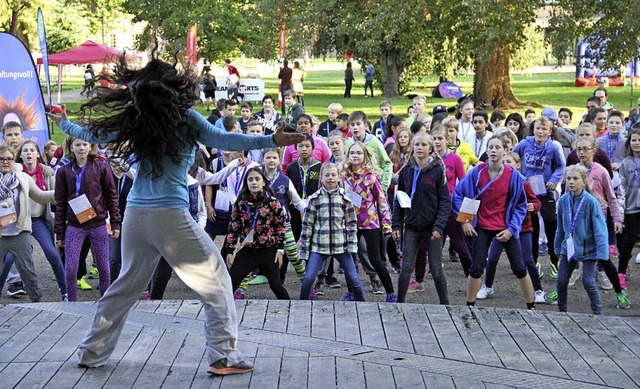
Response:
[87,263,99,279]
[77,276,93,291]
[546,290,558,305]
[617,292,631,309]
[248,275,268,285]
[549,262,558,280]
[536,261,544,280]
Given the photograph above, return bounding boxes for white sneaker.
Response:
[476,285,494,299]
[534,290,546,304]
[598,270,613,290]
[636,252,640,264]
[568,267,582,287]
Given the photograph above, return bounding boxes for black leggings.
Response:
[230,246,290,299]
[532,195,559,266]
[358,229,394,294]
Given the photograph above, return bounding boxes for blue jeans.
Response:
[0,217,66,295]
[557,256,602,315]
[300,252,364,301]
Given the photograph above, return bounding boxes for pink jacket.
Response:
[344,168,392,234]
[586,162,622,224]
[282,136,331,171]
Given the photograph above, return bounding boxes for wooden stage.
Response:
[1,300,640,388]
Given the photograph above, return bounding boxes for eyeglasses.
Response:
[576,147,593,153]
[0,157,14,163]
[349,151,365,155]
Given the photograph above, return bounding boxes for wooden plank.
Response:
[240,300,268,329]
[155,300,182,316]
[248,352,280,389]
[392,366,425,387]
[135,300,161,313]
[452,376,487,388]
[0,306,39,350]
[256,344,283,359]
[103,327,165,388]
[496,309,567,377]
[0,362,35,389]
[13,361,62,389]
[333,301,360,345]
[447,305,502,367]
[311,301,335,341]
[278,357,308,389]
[134,330,187,389]
[570,313,640,386]
[308,356,336,389]
[263,300,290,333]
[363,362,395,388]
[379,303,413,353]
[0,304,23,326]
[336,358,365,388]
[42,358,86,389]
[424,305,473,362]
[161,333,204,388]
[14,313,79,363]
[356,303,387,349]
[282,347,308,358]
[473,308,533,372]
[421,371,456,388]
[0,310,61,363]
[402,304,443,358]
[175,300,202,319]
[190,356,220,389]
[521,312,602,383]
[42,315,91,363]
[287,300,311,337]
[600,316,640,359]
[546,313,631,386]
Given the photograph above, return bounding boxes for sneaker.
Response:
[61,293,69,302]
[449,251,460,262]
[314,282,325,296]
[536,261,544,279]
[142,291,151,300]
[407,280,425,294]
[534,290,547,303]
[7,282,26,297]
[546,290,558,305]
[617,291,631,309]
[636,252,640,264]
[392,265,401,274]
[325,277,341,288]
[385,293,397,303]
[619,273,627,289]
[77,277,92,291]
[87,263,99,279]
[609,245,619,258]
[371,280,384,295]
[248,275,268,285]
[208,358,255,375]
[476,285,494,300]
[538,242,548,255]
[549,262,558,279]
[342,292,354,301]
[336,266,344,274]
[598,271,613,290]
[568,267,581,287]
[309,288,318,300]
[233,289,246,300]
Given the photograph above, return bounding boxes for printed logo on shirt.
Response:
[523,152,547,170]
[309,171,319,180]
[275,184,287,195]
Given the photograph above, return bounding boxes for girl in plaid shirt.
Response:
[299,163,365,301]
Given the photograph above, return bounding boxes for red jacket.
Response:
[522,181,541,233]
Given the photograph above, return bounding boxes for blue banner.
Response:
[0,32,50,150]
[37,8,52,114]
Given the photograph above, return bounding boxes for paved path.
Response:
[2,300,640,388]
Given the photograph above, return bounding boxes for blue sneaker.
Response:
[386,294,397,303]
[342,292,354,301]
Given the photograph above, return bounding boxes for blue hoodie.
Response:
[451,163,527,239]
[554,190,608,261]
[512,136,565,195]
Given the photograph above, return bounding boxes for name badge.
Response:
[456,197,481,223]
[348,190,362,208]
[0,201,17,227]
[214,189,234,211]
[395,190,412,209]
[68,194,97,224]
[528,175,547,196]
[566,234,575,262]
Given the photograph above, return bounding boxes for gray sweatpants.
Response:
[77,207,244,367]
[0,232,41,302]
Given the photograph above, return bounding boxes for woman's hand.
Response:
[392,230,401,240]
[45,104,67,127]
[496,229,513,242]
[462,223,477,237]
[111,229,120,239]
[546,182,556,191]
[431,230,442,240]
[207,206,216,221]
[226,254,234,268]
[614,222,623,234]
[273,122,305,146]
[275,251,283,268]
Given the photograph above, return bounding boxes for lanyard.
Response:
[442,152,449,164]
[410,166,421,198]
[633,157,640,183]
[74,164,87,197]
[475,134,485,157]
[533,142,547,170]
[298,161,310,198]
[330,155,335,163]
[475,165,504,199]
[570,196,586,232]
[267,170,280,188]
[607,134,618,161]
[218,158,228,188]
[246,205,259,230]
[234,165,248,194]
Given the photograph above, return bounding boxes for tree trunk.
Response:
[10,10,20,36]
[473,42,519,109]
[381,48,401,98]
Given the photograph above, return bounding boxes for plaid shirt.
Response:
[298,186,358,261]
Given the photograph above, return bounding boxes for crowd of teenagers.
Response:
[2,54,639,375]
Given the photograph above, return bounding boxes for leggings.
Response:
[230,246,289,300]
[484,232,541,290]
[618,212,640,275]
[469,228,527,279]
[441,213,472,277]
[358,229,394,294]
[532,195,559,267]
[65,225,110,301]
[150,257,172,300]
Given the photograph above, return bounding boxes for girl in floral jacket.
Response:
[222,167,289,299]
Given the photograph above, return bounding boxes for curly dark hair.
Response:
[78,53,199,178]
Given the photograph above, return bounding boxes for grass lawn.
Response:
[50,61,639,144]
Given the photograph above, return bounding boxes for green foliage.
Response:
[511,25,546,71]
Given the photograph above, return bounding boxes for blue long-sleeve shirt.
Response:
[512,136,565,195]
[60,108,277,210]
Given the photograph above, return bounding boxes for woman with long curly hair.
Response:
[47,54,302,376]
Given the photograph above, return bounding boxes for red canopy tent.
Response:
[37,40,141,102]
